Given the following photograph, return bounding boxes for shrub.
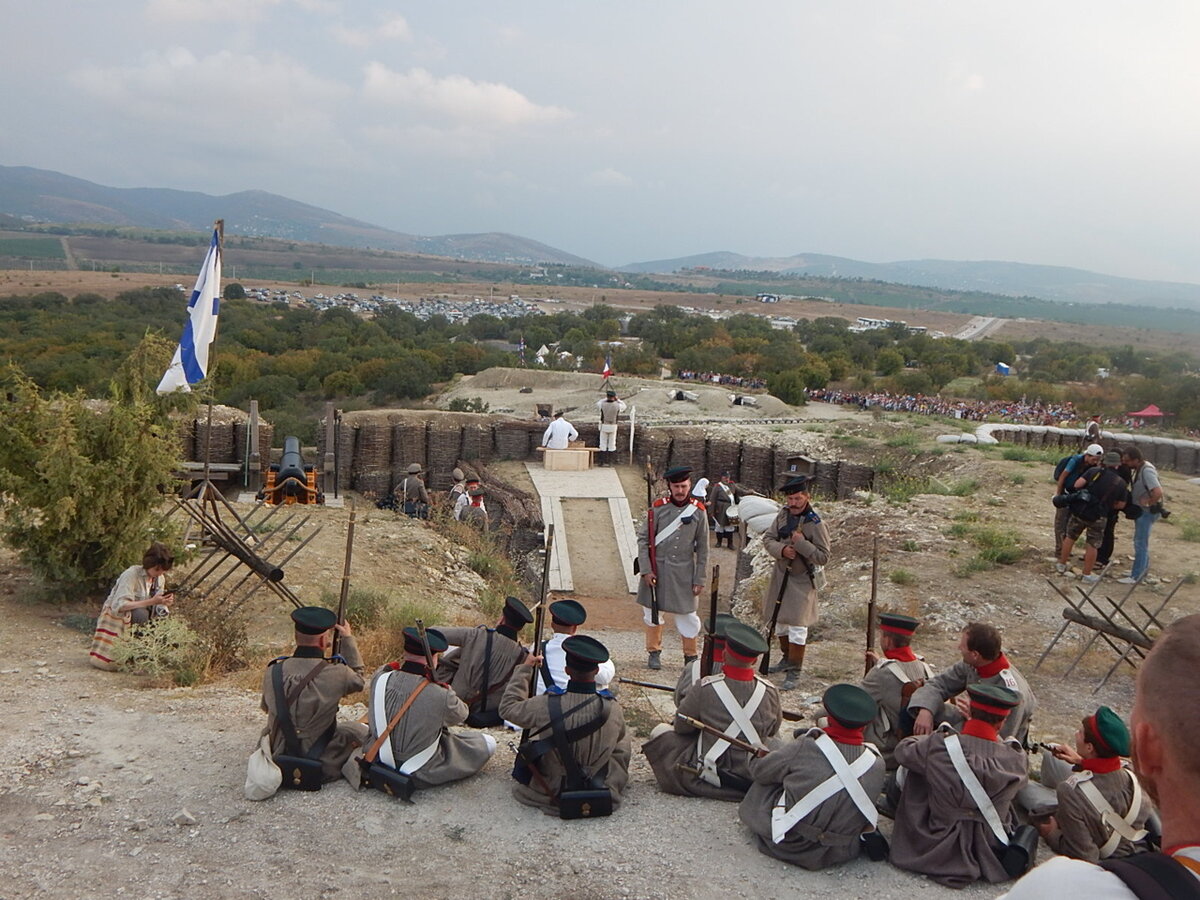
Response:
[110,616,209,685]
[172,591,248,676]
[447,396,491,413]
[901,539,920,552]
[889,568,916,586]
[1179,519,1200,543]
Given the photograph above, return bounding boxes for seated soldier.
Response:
[435,597,533,728]
[907,621,1037,744]
[890,684,1030,888]
[861,612,935,769]
[643,622,783,801]
[674,613,738,707]
[259,606,367,785]
[353,626,496,792]
[460,485,489,531]
[500,635,631,817]
[1035,706,1152,861]
[533,600,616,695]
[739,684,887,870]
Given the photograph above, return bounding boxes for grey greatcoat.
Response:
[1048,765,1151,861]
[907,660,1037,744]
[673,655,725,706]
[643,673,783,801]
[259,639,367,782]
[636,498,709,615]
[739,730,887,869]
[860,655,935,767]
[761,506,830,628]
[435,625,527,724]
[499,670,631,816]
[890,729,1029,888]
[706,480,749,531]
[358,663,493,788]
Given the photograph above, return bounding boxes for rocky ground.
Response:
[3,403,1199,900]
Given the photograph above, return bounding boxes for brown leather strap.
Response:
[363,678,430,763]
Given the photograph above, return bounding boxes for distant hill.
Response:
[622,250,1200,311]
[0,165,598,267]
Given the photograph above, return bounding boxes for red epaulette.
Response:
[690,498,707,512]
[652,497,670,508]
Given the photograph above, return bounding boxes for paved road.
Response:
[954,315,1005,340]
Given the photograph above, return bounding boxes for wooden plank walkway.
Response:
[525,465,639,595]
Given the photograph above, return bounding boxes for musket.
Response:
[618,679,804,722]
[646,503,661,626]
[528,523,555,696]
[415,618,437,676]
[701,564,720,677]
[677,714,769,757]
[331,500,356,658]
[865,533,879,678]
[758,569,790,676]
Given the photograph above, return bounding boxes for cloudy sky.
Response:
[3,2,1199,281]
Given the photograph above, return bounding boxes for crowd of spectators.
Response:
[807,388,1080,424]
[676,370,767,390]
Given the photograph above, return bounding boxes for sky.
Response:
[3,2,1200,282]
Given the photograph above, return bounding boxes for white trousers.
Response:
[643,606,702,638]
[599,424,618,451]
[774,624,809,644]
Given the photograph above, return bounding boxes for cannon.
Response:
[258,436,323,505]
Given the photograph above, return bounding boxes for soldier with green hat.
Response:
[500,635,631,817]
[534,600,616,696]
[739,683,887,870]
[891,682,1030,887]
[860,612,935,768]
[762,475,830,691]
[674,612,740,705]
[352,625,496,792]
[258,606,367,785]
[435,597,534,728]
[1035,706,1152,861]
[643,621,783,801]
[635,464,709,670]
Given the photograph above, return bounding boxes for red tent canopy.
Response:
[1127,404,1166,417]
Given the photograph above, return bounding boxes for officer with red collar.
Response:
[635,465,709,670]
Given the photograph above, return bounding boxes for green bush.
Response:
[901,539,920,552]
[889,568,916,586]
[110,616,209,685]
[447,396,491,413]
[1179,519,1200,543]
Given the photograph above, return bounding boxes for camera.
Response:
[1149,501,1171,520]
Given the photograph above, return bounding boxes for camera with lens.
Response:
[1149,501,1170,520]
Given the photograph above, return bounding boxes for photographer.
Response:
[1056,451,1130,585]
[1055,445,1103,559]
[1118,446,1165,585]
[88,542,176,671]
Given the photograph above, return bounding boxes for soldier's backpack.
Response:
[1098,853,1200,899]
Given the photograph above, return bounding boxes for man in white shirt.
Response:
[541,411,578,450]
[532,600,615,694]
[1001,614,1200,897]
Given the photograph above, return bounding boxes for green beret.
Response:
[823,683,878,729]
[563,634,609,670]
[550,600,587,626]
[1087,706,1131,758]
[724,621,768,658]
[291,606,336,635]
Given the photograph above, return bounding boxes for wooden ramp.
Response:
[525,464,639,595]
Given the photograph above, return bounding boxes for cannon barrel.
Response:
[278,435,306,483]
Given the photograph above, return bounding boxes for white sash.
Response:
[771,730,881,844]
[873,659,932,735]
[654,507,696,547]
[1075,769,1147,858]
[945,732,1009,846]
[698,679,766,787]
[370,671,440,775]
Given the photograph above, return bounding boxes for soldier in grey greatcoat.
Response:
[907,621,1037,744]
[259,606,367,783]
[636,466,709,670]
[396,462,431,518]
[1035,706,1152,861]
[707,471,754,549]
[891,683,1030,888]
[435,597,533,727]
[353,626,496,791]
[739,684,887,870]
[674,613,738,706]
[500,635,631,817]
[762,476,830,691]
[644,622,782,801]
[860,612,935,768]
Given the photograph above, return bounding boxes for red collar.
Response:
[961,719,1000,742]
[1080,756,1123,775]
[974,654,1011,679]
[722,665,754,682]
[823,721,864,745]
[885,647,918,663]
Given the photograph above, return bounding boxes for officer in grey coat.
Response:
[636,466,709,670]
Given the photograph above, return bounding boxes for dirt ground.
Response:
[3,403,1200,899]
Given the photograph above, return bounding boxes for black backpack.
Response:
[1099,853,1200,899]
